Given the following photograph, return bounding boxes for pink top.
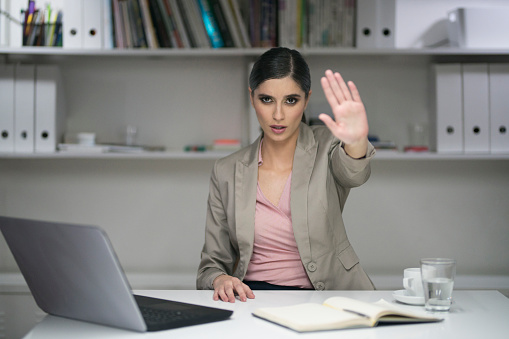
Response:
[243,142,313,288]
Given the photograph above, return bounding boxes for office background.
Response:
[1,54,508,289]
[1,3,509,337]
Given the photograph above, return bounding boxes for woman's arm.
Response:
[319,70,369,159]
[196,162,254,302]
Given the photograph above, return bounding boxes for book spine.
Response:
[130,0,148,48]
[209,0,234,47]
[230,0,251,47]
[218,0,242,47]
[138,0,160,48]
[196,0,224,48]
[169,0,191,48]
[148,0,171,47]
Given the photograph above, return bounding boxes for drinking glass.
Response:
[420,258,456,311]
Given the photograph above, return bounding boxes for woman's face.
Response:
[250,76,311,145]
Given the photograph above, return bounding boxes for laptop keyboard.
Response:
[134,295,233,331]
[139,306,200,326]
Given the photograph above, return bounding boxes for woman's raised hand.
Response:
[319,70,369,158]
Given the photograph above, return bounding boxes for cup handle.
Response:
[403,277,413,290]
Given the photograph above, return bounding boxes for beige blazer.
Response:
[196,123,375,291]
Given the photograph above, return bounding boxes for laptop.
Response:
[0,216,232,332]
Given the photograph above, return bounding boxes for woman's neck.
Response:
[261,135,298,171]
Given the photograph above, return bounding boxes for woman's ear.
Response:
[249,87,254,107]
[304,89,312,110]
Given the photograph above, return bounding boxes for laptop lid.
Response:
[0,216,149,332]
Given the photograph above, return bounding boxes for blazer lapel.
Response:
[234,138,260,270]
[291,124,317,262]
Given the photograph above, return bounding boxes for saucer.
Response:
[392,289,425,305]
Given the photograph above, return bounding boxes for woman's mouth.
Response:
[270,125,286,134]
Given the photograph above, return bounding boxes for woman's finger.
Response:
[335,72,353,101]
[348,81,362,102]
[325,70,346,104]
[321,76,339,109]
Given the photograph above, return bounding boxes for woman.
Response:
[197,47,375,303]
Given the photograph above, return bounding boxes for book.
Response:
[196,0,224,48]
[209,0,234,47]
[252,297,442,333]
[180,0,210,48]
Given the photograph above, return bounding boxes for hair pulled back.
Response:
[249,47,311,99]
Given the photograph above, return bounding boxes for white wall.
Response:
[1,54,508,290]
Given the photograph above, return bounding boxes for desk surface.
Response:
[24,290,509,339]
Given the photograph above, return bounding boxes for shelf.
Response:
[2,46,509,58]
[1,151,508,160]
[0,151,232,160]
[373,152,509,160]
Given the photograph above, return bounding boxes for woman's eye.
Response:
[286,97,298,104]
[260,97,272,103]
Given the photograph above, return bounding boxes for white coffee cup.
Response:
[403,268,424,297]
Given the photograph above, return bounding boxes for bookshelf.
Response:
[1,47,508,160]
[1,0,508,160]
[0,47,509,160]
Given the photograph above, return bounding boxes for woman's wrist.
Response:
[343,138,368,159]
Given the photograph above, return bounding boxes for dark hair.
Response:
[249,47,311,99]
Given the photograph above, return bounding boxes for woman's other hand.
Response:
[319,70,369,159]
[212,275,255,303]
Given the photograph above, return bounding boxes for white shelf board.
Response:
[374,151,509,160]
[2,46,509,58]
[1,151,508,160]
[0,151,232,160]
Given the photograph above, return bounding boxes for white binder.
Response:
[356,0,395,48]
[462,64,490,154]
[35,65,66,153]
[14,64,35,153]
[376,0,396,48]
[356,0,377,48]
[63,0,84,48]
[0,64,15,152]
[83,0,103,48]
[432,64,463,154]
[488,63,509,154]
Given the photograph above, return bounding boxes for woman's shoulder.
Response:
[213,141,259,172]
[301,123,338,147]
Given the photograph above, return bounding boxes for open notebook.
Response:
[0,216,232,332]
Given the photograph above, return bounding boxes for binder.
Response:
[83,0,103,49]
[376,0,396,48]
[356,0,395,48]
[63,0,83,48]
[488,63,509,154]
[0,64,15,152]
[356,0,377,48]
[35,65,65,153]
[462,64,490,154]
[14,64,35,153]
[432,64,463,154]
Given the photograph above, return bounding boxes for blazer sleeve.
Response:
[196,161,237,290]
[328,139,376,188]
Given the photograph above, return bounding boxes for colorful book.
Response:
[196,0,224,48]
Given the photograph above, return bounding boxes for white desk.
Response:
[24,290,509,339]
